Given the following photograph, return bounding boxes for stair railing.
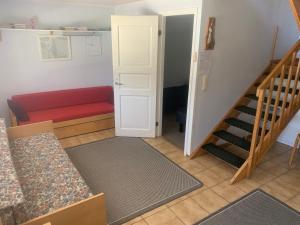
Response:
[247,40,300,176]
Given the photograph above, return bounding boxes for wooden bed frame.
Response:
[6,121,107,225]
[9,110,115,139]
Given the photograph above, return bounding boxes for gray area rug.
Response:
[66,137,202,225]
[195,189,300,225]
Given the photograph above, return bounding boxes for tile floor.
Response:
[60,130,300,225]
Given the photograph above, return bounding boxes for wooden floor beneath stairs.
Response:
[60,130,300,225]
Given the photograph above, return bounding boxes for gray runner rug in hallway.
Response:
[195,189,300,225]
[66,137,202,225]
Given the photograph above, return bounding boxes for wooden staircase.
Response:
[191,40,300,183]
[191,0,300,183]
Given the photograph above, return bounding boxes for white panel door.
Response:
[111,16,159,137]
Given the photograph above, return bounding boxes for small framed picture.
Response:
[38,35,71,61]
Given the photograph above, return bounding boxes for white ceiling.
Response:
[27,0,141,6]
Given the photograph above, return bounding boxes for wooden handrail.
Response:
[248,39,300,177]
[258,40,300,90]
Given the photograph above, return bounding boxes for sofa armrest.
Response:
[7,121,54,140]
[21,194,107,225]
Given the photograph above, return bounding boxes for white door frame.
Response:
[157,8,203,156]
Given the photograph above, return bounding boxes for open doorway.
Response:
[162,15,194,149]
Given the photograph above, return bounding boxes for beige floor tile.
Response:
[209,164,236,179]
[154,142,180,155]
[286,194,300,211]
[143,137,167,147]
[191,189,228,213]
[250,168,276,185]
[166,151,189,164]
[170,198,209,225]
[258,160,289,176]
[187,187,207,197]
[232,179,261,193]
[179,160,206,175]
[131,220,148,225]
[144,208,184,225]
[122,217,144,225]
[275,170,300,191]
[193,154,222,168]
[166,195,189,207]
[194,169,226,188]
[261,178,299,202]
[212,180,247,202]
[142,205,168,218]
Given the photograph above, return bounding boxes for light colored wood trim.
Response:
[43,223,51,225]
[270,66,286,132]
[55,117,114,139]
[271,26,279,61]
[290,0,300,30]
[288,55,300,114]
[21,194,107,225]
[7,121,54,140]
[53,113,114,128]
[9,111,115,140]
[289,133,300,167]
[278,54,296,129]
[247,90,264,176]
[9,109,18,127]
[230,159,249,184]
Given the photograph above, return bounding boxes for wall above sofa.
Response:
[0,0,115,124]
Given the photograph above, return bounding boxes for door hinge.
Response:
[156,122,159,127]
[158,30,162,36]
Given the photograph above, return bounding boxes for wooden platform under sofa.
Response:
[8,86,115,139]
[0,119,107,225]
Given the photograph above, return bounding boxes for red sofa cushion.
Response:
[19,102,114,125]
[12,86,113,112]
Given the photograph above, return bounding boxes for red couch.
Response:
[10,86,114,126]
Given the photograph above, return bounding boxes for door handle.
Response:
[115,82,125,86]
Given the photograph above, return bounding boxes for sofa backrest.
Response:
[11,86,114,112]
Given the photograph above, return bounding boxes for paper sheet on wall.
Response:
[39,36,71,60]
[198,50,213,76]
[86,36,102,56]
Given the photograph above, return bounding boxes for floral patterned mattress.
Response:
[0,119,24,209]
[0,126,92,225]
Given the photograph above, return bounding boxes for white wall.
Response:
[116,0,278,154]
[0,0,113,29]
[164,15,194,88]
[273,0,299,58]
[190,0,277,152]
[115,0,202,15]
[0,1,114,123]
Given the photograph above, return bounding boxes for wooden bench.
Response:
[10,111,114,140]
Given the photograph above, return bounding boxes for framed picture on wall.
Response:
[38,35,72,61]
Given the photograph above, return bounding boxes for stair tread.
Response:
[235,105,278,121]
[273,85,300,94]
[202,143,245,168]
[235,106,256,116]
[246,94,289,107]
[213,130,251,151]
[225,118,254,133]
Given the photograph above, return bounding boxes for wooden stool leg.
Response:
[289,134,300,168]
